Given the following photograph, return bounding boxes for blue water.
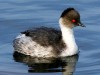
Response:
[0,0,100,75]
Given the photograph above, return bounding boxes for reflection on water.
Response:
[13,52,78,75]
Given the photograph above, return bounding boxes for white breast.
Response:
[59,18,78,56]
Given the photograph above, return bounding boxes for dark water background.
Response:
[0,0,100,75]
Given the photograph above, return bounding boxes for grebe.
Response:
[13,8,85,58]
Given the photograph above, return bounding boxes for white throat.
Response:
[59,18,78,56]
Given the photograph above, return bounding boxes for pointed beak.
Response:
[78,22,86,27]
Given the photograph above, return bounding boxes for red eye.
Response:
[72,19,76,23]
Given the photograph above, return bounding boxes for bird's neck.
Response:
[59,18,78,56]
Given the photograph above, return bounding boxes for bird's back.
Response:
[13,27,66,57]
[22,27,61,46]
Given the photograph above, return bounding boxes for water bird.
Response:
[13,8,85,58]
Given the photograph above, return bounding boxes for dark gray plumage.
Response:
[21,27,66,53]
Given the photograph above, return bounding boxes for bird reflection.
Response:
[13,52,79,75]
